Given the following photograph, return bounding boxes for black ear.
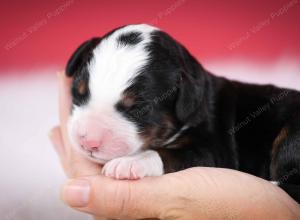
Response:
[175,48,211,126]
[66,37,101,77]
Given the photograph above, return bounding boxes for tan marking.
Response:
[272,127,289,155]
[140,114,176,149]
[121,92,135,108]
[77,80,87,95]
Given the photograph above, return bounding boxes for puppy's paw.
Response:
[102,150,164,179]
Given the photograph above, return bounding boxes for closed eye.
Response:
[77,80,87,95]
[121,94,135,108]
[71,79,90,106]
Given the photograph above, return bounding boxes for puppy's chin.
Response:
[86,152,110,164]
[73,143,130,164]
[88,148,134,163]
[69,135,142,164]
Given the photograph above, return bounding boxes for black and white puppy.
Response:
[66,24,300,202]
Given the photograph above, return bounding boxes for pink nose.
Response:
[79,138,101,152]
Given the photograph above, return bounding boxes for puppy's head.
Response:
[66,24,207,163]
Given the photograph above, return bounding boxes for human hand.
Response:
[49,72,299,220]
[49,72,101,178]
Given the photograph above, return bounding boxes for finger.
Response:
[63,168,300,220]
[63,155,101,178]
[48,125,100,177]
[61,175,169,219]
[56,71,101,178]
[49,126,66,158]
[57,71,72,129]
[57,71,74,154]
[93,217,108,220]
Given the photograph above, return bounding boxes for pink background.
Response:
[0,1,300,220]
[1,0,300,73]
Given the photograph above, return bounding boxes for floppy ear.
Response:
[175,48,211,126]
[66,37,101,77]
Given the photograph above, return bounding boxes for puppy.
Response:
[66,24,300,202]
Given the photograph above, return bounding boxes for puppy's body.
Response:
[66,24,300,202]
[161,76,300,177]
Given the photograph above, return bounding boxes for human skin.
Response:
[49,72,300,220]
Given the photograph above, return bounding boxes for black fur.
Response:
[66,38,101,106]
[126,30,300,203]
[117,31,143,47]
[66,26,300,203]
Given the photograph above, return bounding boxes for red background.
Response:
[1,0,300,73]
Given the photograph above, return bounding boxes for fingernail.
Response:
[62,179,91,207]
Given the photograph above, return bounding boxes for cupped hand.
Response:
[49,72,299,220]
[49,72,101,178]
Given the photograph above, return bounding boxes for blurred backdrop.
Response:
[0,1,300,220]
[1,0,300,71]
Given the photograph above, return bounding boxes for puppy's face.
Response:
[66,24,203,163]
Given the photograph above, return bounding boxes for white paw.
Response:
[102,150,164,179]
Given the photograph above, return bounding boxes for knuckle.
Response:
[111,182,137,218]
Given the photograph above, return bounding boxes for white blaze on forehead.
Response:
[88,24,159,106]
[68,24,160,162]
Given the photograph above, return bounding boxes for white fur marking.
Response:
[102,150,164,179]
[89,24,158,105]
[68,24,159,162]
[164,125,189,147]
[270,181,279,185]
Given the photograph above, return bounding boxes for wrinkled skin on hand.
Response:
[49,72,300,220]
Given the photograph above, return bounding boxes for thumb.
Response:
[61,175,170,219]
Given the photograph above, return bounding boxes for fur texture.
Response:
[66,24,300,203]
